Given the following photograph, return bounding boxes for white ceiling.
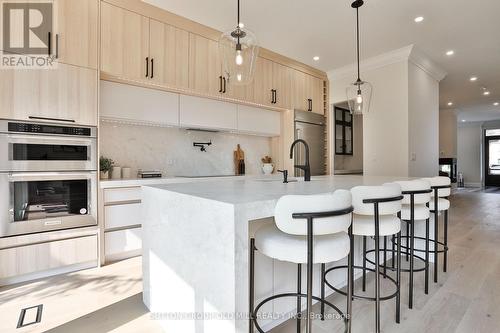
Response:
[145,0,500,121]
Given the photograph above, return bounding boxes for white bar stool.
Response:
[324,183,403,333]
[422,176,451,283]
[393,180,432,308]
[249,191,354,333]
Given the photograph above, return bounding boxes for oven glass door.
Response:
[0,134,96,172]
[13,179,89,222]
[0,172,97,237]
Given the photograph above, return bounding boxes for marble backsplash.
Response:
[99,121,273,177]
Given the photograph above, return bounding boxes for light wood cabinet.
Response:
[292,70,325,114]
[149,19,190,89]
[0,63,98,126]
[54,0,98,69]
[311,76,325,114]
[0,235,98,281]
[101,2,150,81]
[188,34,223,97]
[245,57,274,107]
[272,62,293,109]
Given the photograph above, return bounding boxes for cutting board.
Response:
[234,144,245,175]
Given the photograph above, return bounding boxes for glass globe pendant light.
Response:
[346,0,372,115]
[219,0,259,85]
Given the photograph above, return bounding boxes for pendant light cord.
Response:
[356,7,361,82]
[237,0,241,45]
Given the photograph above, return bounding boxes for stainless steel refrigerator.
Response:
[294,110,326,177]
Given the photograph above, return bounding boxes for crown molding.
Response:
[328,44,447,82]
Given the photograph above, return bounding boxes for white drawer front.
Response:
[105,228,142,257]
[103,187,142,204]
[104,203,142,229]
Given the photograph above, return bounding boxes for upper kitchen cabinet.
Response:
[272,61,293,109]
[101,2,150,82]
[54,0,98,69]
[293,70,325,114]
[245,57,274,107]
[188,34,223,97]
[0,63,98,126]
[149,20,189,89]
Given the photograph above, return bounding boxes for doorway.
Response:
[484,129,500,186]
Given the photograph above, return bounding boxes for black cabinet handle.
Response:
[270,89,275,104]
[223,77,227,93]
[48,32,52,56]
[55,34,59,59]
[219,76,223,93]
[145,57,149,78]
[308,99,313,111]
[274,90,278,104]
[151,58,154,78]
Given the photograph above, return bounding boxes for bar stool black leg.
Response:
[297,264,302,333]
[444,209,448,273]
[383,236,387,278]
[306,218,314,333]
[391,235,395,269]
[320,263,325,321]
[347,225,354,333]
[362,236,367,292]
[396,231,401,324]
[406,222,410,262]
[425,218,430,295]
[250,238,255,333]
[434,195,439,283]
[374,205,381,333]
[409,219,415,309]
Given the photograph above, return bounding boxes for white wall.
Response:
[439,109,458,158]
[457,123,482,186]
[408,62,440,177]
[330,61,409,176]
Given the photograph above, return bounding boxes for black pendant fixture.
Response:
[346,0,372,115]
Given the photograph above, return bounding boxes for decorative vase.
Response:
[262,163,274,175]
[100,171,109,179]
[111,166,122,179]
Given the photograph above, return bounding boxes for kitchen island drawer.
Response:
[104,203,142,229]
[103,187,142,204]
[104,228,142,262]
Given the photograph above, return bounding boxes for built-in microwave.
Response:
[0,120,97,172]
[0,171,97,237]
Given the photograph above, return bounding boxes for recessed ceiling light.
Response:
[470,76,478,82]
[446,50,455,56]
[414,16,424,23]
[484,91,491,96]
[494,102,499,106]
[447,102,453,106]
[313,56,320,61]
[462,119,466,122]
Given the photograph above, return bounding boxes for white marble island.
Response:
[141,175,416,333]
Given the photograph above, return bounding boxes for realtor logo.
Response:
[1,0,55,68]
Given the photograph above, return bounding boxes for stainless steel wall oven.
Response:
[0,120,97,237]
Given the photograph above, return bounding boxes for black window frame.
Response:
[334,107,353,156]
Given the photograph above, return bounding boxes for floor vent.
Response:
[17,304,43,329]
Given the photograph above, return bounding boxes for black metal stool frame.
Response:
[322,195,403,333]
[249,206,354,333]
[430,184,451,283]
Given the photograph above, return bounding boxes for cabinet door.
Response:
[0,64,97,126]
[310,76,325,115]
[188,34,222,97]
[149,19,189,89]
[180,95,237,131]
[292,69,309,111]
[101,2,149,81]
[54,0,98,69]
[272,62,293,109]
[246,57,273,106]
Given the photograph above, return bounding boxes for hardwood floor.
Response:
[0,191,499,333]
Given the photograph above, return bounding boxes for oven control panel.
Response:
[8,122,92,137]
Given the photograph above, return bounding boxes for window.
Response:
[335,107,353,155]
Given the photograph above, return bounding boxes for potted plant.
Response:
[100,156,114,180]
[261,156,274,175]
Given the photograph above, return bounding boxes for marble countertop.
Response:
[99,175,246,188]
[148,175,411,205]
